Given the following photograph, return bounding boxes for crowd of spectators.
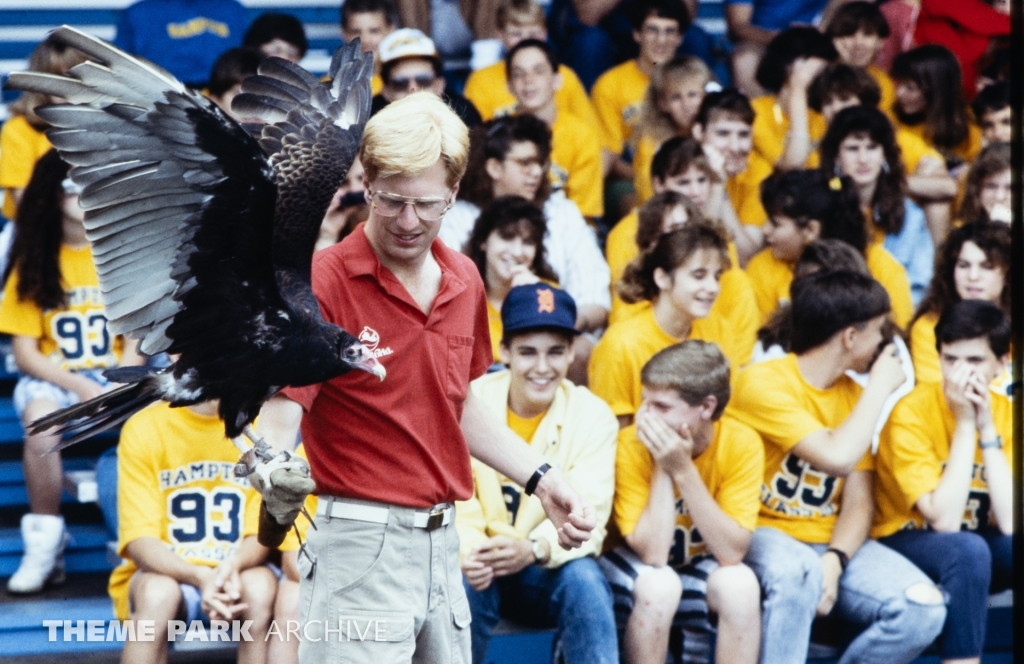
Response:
[0,0,1013,663]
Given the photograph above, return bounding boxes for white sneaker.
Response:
[6,513,67,594]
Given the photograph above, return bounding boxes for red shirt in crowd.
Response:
[283,223,492,507]
[914,0,1010,98]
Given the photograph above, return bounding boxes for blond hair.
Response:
[360,92,469,187]
[11,37,88,128]
[497,0,546,30]
[641,340,731,419]
[639,56,713,145]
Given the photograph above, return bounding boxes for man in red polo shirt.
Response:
[256,92,595,663]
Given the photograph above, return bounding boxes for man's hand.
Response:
[789,57,827,91]
[461,554,495,591]
[199,562,248,622]
[636,406,693,478]
[816,551,842,616]
[533,467,595,550]
[470,536,537,578]
[943,363,977,425]
[964,371,995,433]
[247,450,315,526]
[868,342,906,395]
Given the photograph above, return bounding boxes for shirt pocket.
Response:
[445,335,475,403]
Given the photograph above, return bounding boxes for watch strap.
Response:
[979,435,1003,450]
[524,463,552,496]
[826,547,849,572]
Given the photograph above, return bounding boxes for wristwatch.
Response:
[979,435,1003,450]
[531,538,549,565]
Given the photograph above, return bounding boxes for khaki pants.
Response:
[297,497,471,664]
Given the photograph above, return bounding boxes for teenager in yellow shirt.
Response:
[808,63,959,245]
[592,223,752,428]
[340,0,397,96]
[0,38,85,221]
[875,301,1013,664]
[749,27,834,171]
[592,0,689,182]
[457,284,619,664]
[506,40,604,220]
[730,270,945,664]
[463,0,598,127]
[891,46,982,172]
[633,56,714,204]
[464,196,560,361]
[909,221,1010,386]
[0,152,142,595]
[956,143,1011,226]
[824,1,896,122]
[691,89,772,254]
[600,341,762,664]
[110,400,276,663]
[749,169,914,328]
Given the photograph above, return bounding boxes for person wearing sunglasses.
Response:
[369,28,483,129]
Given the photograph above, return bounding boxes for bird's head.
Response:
[337,329,386,380]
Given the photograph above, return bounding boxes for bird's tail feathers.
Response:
[29,369,163,453]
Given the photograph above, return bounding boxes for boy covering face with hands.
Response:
[874,300,1014,664]
[600,340,763,664]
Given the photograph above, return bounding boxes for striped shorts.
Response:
[598,545,719,664]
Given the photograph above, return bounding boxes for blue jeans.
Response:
[880,528,1014,659]
[744,527,946,664]
[95,446,118,539]
[463,556,617,664]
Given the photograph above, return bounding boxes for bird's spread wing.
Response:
[6,27,372,367]
[232,43,372,287]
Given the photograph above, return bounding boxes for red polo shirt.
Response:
[282,224,492,507]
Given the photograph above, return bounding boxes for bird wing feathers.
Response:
[6,27,372,365]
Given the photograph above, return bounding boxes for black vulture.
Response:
[6,27,385,458]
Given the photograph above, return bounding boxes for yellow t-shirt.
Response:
[487,298,503,361]
[726,152,773,227]
[894,118,982,166]
[108,403,262,620]
[465,61,599,127]
[909,312,940,385]
[745,244,913,329]
[895,128,942,175]
[550,110,604,218]
[729,354,874,543]
[868,65,897,123]
[865,241,913,330]
[613,417,764,568]
[590,301,753,418]
[750,95,827,168]
[0,115,51,220]
[0,244,124,370]
[371,73,382,97]
[873,382,1014,538]
[604,210,751,335]
[633,133,661,205]
[508,407,545,446]
[591,59,649,157]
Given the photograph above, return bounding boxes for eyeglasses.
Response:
[367,189,453,221]
[387,74,436,92]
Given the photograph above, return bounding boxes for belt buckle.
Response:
[425,507,445,531]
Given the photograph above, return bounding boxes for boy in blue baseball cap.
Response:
[455,284,619,664]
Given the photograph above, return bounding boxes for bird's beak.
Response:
[352,344,387,381]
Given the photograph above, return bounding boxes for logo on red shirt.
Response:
[358,326,393,358]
